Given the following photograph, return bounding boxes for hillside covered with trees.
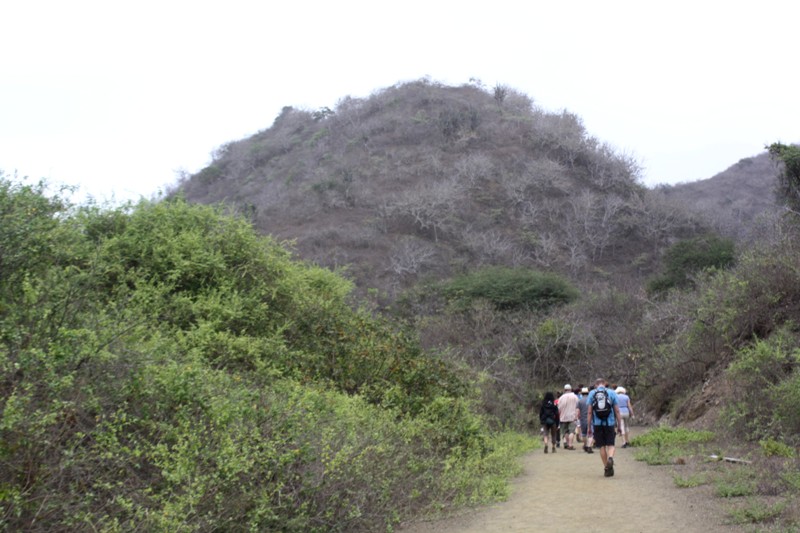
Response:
[178,79,714,298]
[177,80,755,425]
[657,150,781,241]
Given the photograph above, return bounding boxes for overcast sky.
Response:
[2,0,797,204]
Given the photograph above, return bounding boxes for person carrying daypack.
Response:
[586,378,621,477]
[539,392,560,454]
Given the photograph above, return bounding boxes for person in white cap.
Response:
[557,384,580,450]
[615,386,634,448]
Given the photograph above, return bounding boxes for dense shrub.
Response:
[0,179,531,531]
[636,229,800,418]
[647,233,736,294]
[724,333,800,444]
[443,266,579,312]
[768,142,800,213]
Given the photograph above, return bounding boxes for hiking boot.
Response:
[622,443,629,448]
[552,444,556,453]
[604,456,614,477]
[544,445,548,454]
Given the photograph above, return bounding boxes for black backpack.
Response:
[592,389,612,423]
[541,400,558,425]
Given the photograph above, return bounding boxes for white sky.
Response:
[1,0,797,204]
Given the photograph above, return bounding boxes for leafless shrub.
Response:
[453,153,494,189]
[528,232,561,268]
[388,237,437,277]
[460,229,518,265]
[386,177,463,241]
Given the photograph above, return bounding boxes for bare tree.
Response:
[387,177,463,242]
[630,190,700,254]
[461,228,518,265]
[388,237,437,276]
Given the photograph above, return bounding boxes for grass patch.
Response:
[631,426,714,466]
[760,438,796,459]
[673,472,708,488]
[728,498,786,525]
[633,446,684,466]
[631,426,714,447]
[716,479,756,498]
[780,470,800,493]
[715,467,757,498]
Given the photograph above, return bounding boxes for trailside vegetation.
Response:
[0,176,533,532]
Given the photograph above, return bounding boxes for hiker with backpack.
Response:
[586,378,622,477]
[538,392,559,454]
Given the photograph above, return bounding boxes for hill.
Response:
[657,151,780,240]
[177,79,710,301]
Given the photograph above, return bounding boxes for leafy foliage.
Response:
[442,266,579,312]
[647,233,736,294]
[768,142,800,213]
[0,177,531,531]
[635,227,800,419]
[725,333,800,444]
[631,426,714,447]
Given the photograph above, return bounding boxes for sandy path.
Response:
[400,438,744,533]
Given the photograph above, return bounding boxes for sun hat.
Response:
[581,387,589,394]
[564,384,572,390]
[615,386,626,394]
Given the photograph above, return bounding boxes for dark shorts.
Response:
[593,424,616,447]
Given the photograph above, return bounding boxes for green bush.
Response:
[725,334,800,444]
[647,233,735,294]
[760,438,796,458]
[631,426,714,447]
[0,180,525,531]
[443,266,579,312]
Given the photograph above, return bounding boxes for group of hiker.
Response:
[538,378,635,477]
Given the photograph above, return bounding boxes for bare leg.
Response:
[607,445,616,462]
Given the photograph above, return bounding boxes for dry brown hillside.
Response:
[658,151,780,241]
[178,79,712,300]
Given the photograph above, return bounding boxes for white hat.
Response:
[615,386,626,394]
[564,384,572,390]
[581,387,589,394]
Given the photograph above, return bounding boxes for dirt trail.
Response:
[401,433,744,533]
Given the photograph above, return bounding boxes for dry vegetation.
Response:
[179,79,711,298]
[176,81,798,431]
[178,79,761,424]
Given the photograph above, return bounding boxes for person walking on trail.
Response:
[615,386,634,448]
[557,384,580,450]
[578,386,594,453]
[539,392,560,454]
[586,378,622,477]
